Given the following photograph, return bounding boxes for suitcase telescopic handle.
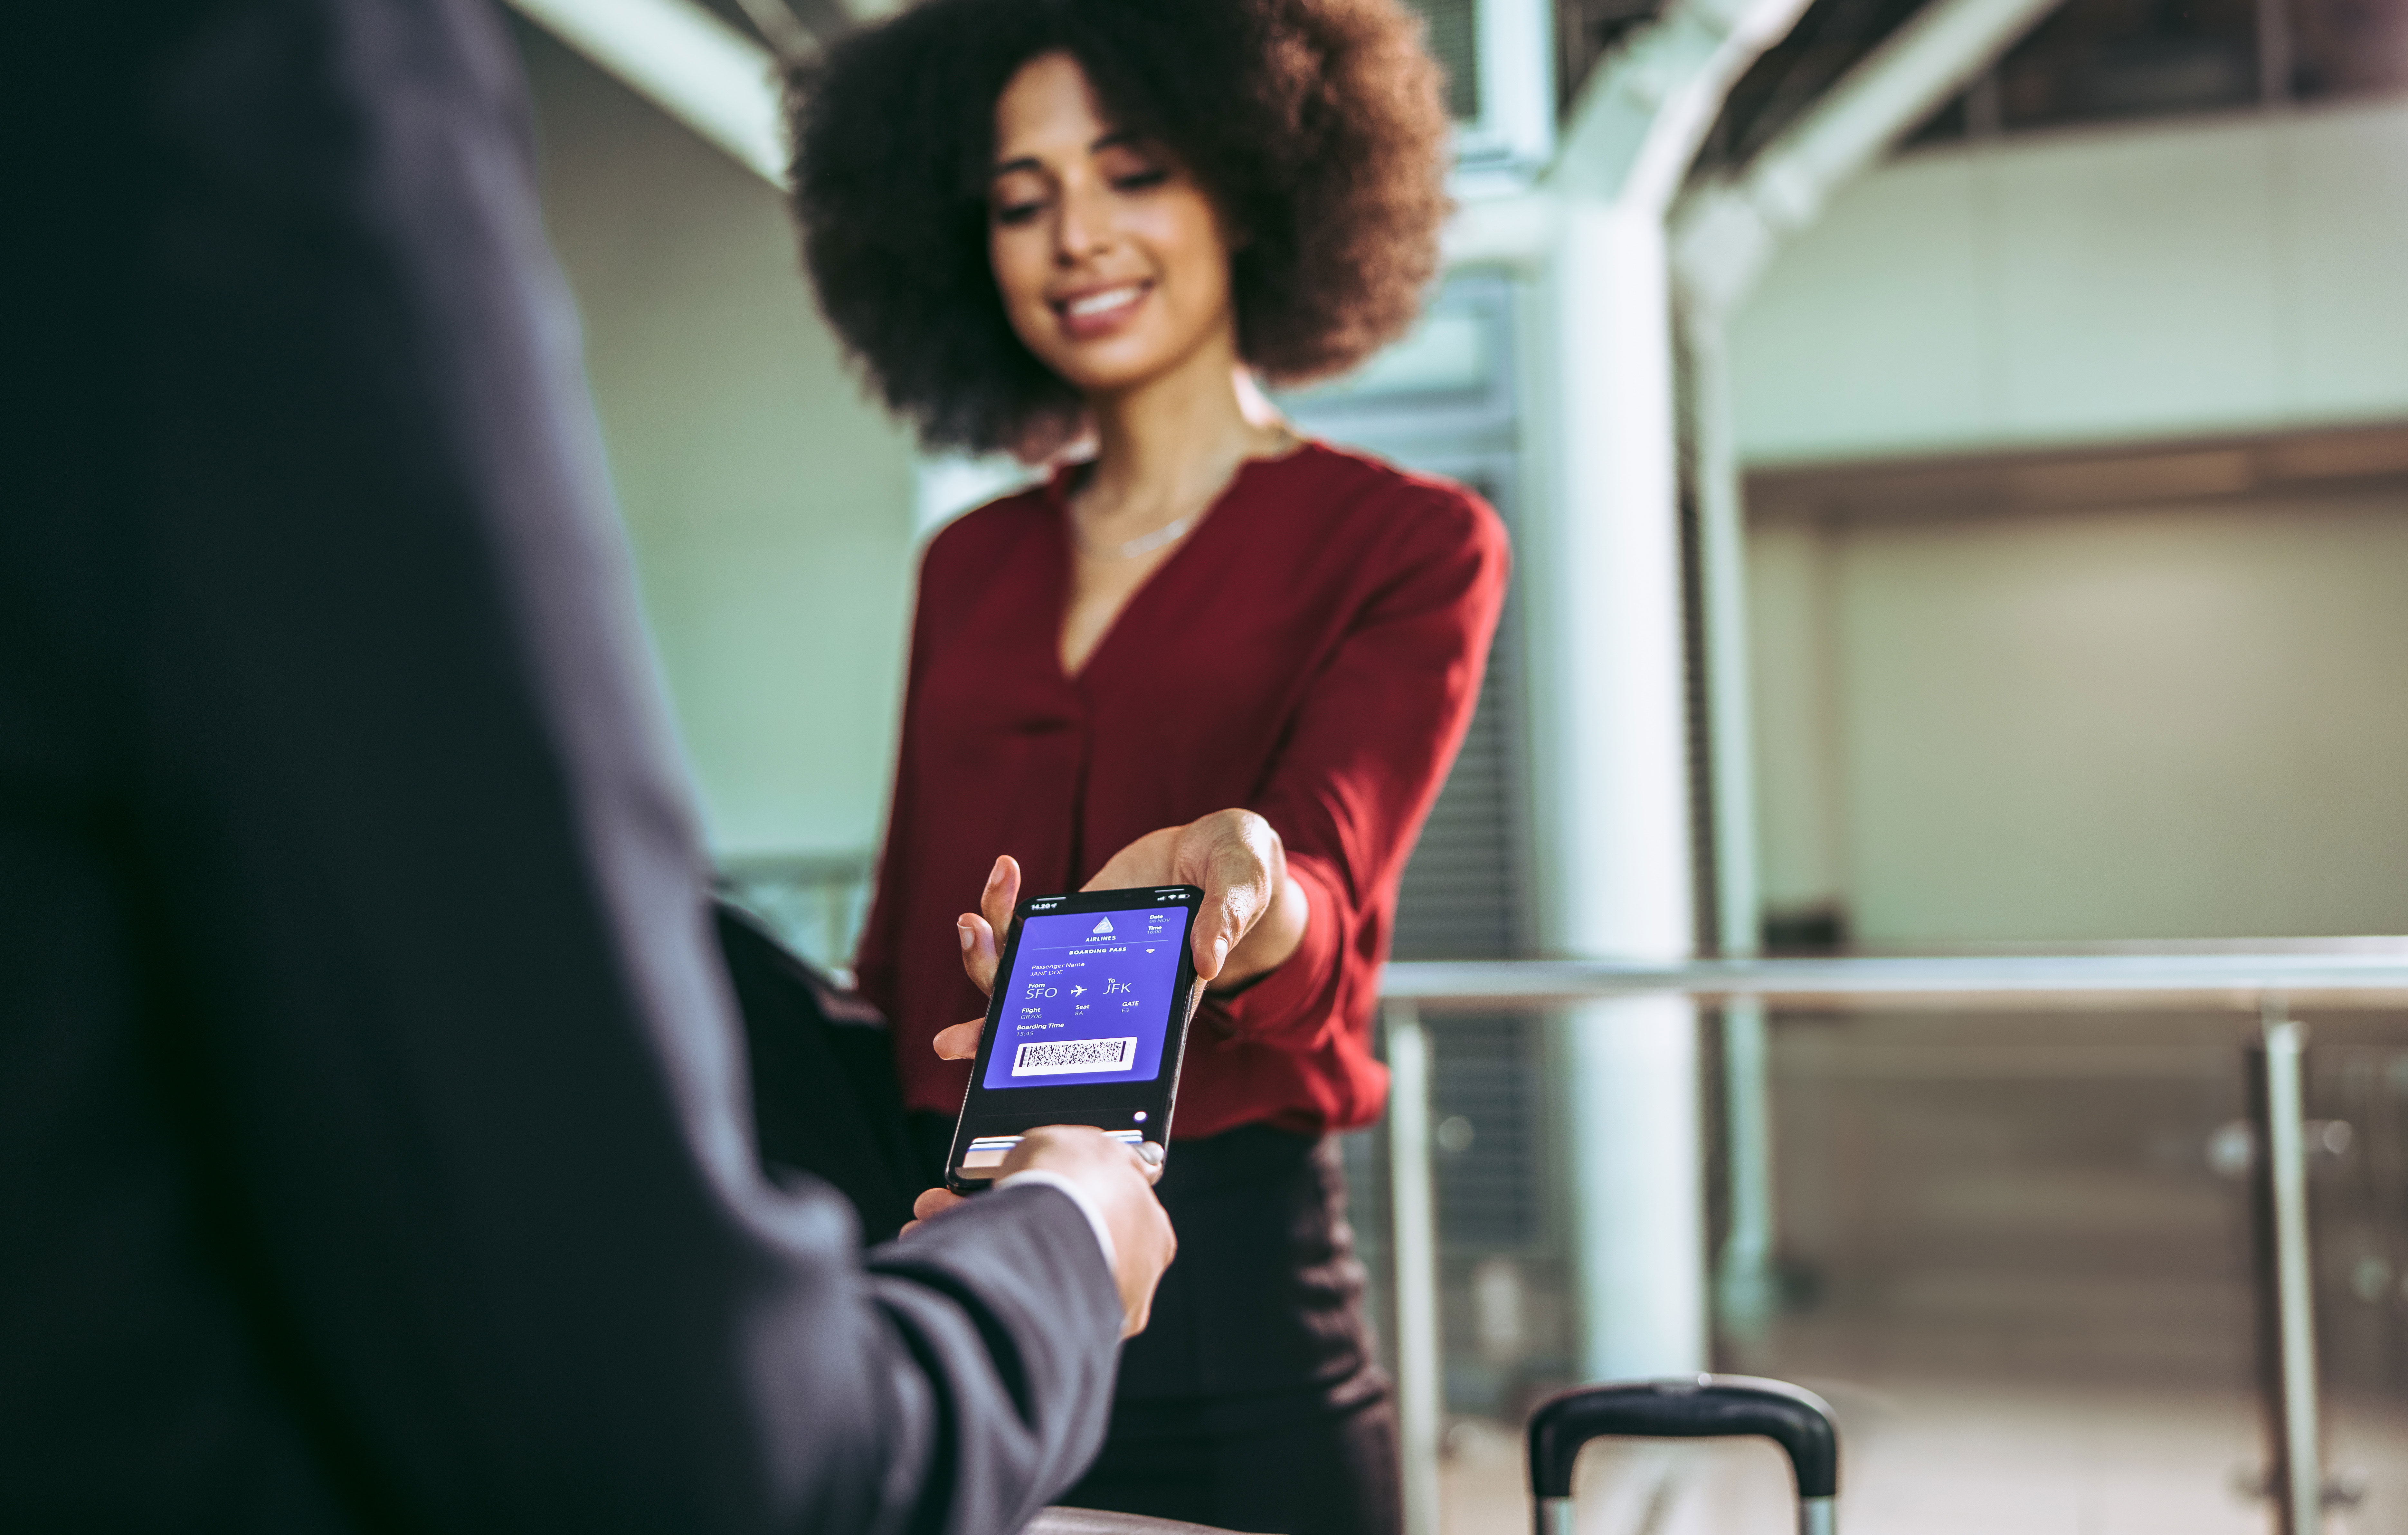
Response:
[1527,1374,1839,1535]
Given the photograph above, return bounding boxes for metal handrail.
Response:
[1381,946,2408,1005]
[1373,951,2398,1535]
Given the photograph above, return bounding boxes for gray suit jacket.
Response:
[0,1,1121,1529]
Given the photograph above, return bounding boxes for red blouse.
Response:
[855,442,1510,1140]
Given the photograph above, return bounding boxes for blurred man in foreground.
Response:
[0,1,1175,1529]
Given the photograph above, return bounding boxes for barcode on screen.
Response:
[1012,1036,1138,1076]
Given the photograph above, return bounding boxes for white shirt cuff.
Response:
[994,1168,1118,1277]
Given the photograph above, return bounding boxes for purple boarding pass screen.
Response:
[982,904,1192,1090]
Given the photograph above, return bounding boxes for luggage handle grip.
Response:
[1527,1375,1838,1535]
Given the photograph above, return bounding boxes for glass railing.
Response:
[716,852,874,976]
[1364,948,2408,1535]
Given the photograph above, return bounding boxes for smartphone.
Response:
[944,884,1207,1193]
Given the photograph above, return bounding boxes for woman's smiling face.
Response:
[986,52,1239,400]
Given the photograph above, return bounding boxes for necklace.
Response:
[1067,427,1299,560]
[1076,514,1193,561]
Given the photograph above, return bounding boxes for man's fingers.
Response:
[933,1018,985,1060]
[996,1127,1178,1337]
[902,1186,968,1236]
[915,1186,967,1220]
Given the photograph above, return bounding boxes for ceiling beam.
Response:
[506,0,788,188]
[1549,0,1822,214]
[1673,0,2071,317]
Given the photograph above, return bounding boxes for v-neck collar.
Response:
[1042,440,1321,685]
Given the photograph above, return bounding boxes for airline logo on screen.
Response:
[984,905,1185,1091]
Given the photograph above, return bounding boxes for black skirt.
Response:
[910,1115,1400,1535]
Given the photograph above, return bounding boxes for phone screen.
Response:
[984,903,1190,1090]
[948,885,1204,1189]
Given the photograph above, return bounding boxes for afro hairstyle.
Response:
[787,0,1453,456]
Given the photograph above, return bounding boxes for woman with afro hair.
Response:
[790,4,1507,1531]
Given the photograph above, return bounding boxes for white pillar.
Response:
[1514,0,1815,1384]
[1531,202,1709,1380]
[1562,996,1706,1379]
[1542,206,1692,962]
[1685,315,1780,1335]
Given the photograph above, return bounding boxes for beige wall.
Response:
[517,22,919,861]
[1746,518,1848,918]
[1731,98,2408,466]
[1749,489,2408,943]
[1733,94,2408,943]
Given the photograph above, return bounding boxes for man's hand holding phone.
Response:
[903,1126,1174,1337]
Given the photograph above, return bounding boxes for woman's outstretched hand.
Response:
[931,813,1310,1064]
[1084,809,1306,990]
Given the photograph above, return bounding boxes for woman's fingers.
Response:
[1187,874,1242,982]
[982,855,1021,937]
[958,913,999,995]
[958,855,1021,995]
[1194,856,1255,982]
[1196,925,1235,982]
[949,858,1019,1048]
[1081,826,1180,893]
[933,1018,985,1060]
[1175,811,1281,980]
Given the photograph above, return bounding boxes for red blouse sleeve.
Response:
[1205,485,1510,1047]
